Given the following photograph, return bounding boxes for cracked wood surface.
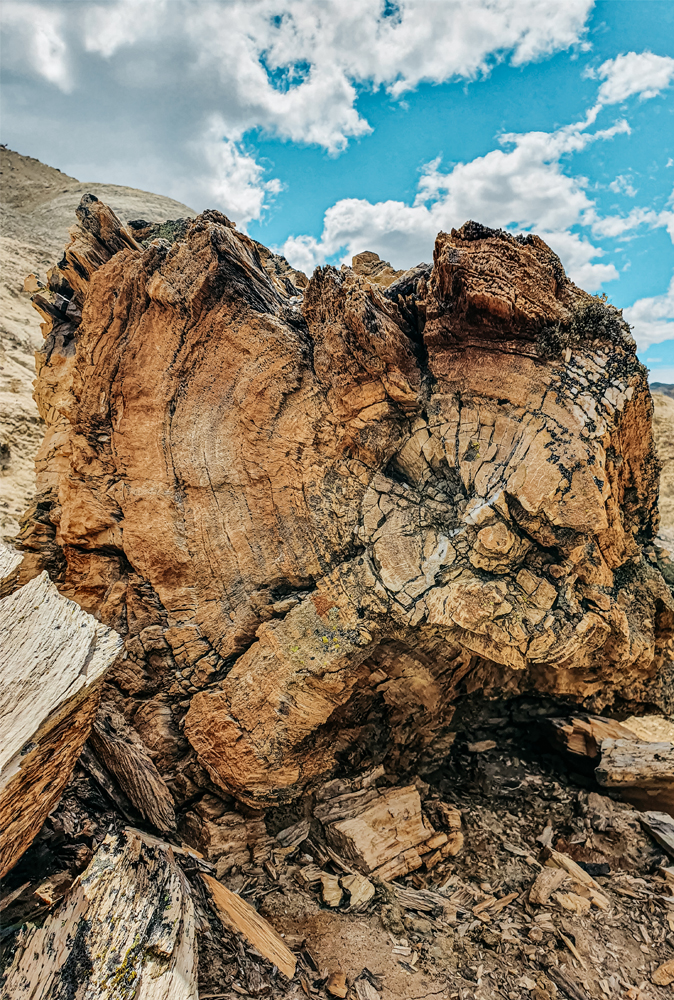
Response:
[18,198,674,806]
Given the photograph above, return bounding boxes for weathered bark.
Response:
[0,565,121,877]
[19,196,674,809]
[1,828,198,998]
[89,701,176,832]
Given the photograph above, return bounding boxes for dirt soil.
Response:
[0,145,194,537]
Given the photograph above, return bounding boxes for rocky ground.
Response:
[0,146,194,537]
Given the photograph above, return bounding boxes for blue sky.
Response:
[2,1,674,378]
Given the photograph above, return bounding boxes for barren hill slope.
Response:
[0,146,194,535]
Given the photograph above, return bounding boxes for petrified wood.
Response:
[0,557,122,877]
[2,828,198,998]
[19,195,674,809]
[596,736,674,812]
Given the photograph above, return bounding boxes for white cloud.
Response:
[197,120,282,226]
[594,51,674,105]
[0,0,595,226]
[281,113,628,291]
[1,2,71,90]
[3,0,594,155]
[609,174,637,197]
[624,276,674,350]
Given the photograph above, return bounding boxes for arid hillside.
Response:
[0,146,194,536]
[652,387,674,549]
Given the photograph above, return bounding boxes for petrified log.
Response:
[0,565,121,877]
[596,736,674,813]
[2,828,198,998]
[19,195,674,809]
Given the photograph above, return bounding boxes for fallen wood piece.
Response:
[652,958,674,986]
[640,810,674,858]
[389,883,451,918]
[554,891,592,915]
[549,715,637,759]
[546,966,591,1000]
[202,873,296,979]
[441,830,464,857]
[2,828,198,998]
[425,800,462,831]
[596,737,674,813]
[490,891,519,913]
[540,847,609,909]
[0,882,30,913]
[320,783,435,875]
[179,799,271,870]
[341,873,375,909]
[530,867,569,905]
[0,571,122,877]
[321,873,343,907]
[559,931,586,968]
[276,818,311,849]
[327,971,348,998]
[89,701,176,832]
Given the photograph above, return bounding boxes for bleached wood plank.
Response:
[0,571,122,876]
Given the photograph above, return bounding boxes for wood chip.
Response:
[559,931,586,967]
[490,891,519,913]
[202,873,296,979]
[354,978,381,1000]
[652,958,674,986]
[467,740,496,752]
[341,873,374,909]
[554,891,591,915]
[530,867,569,904]
[320,873,343,908]
[441,830,464,857]
[326,971,348,997]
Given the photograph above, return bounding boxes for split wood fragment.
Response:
[0,571,122,877]
[89,700,176,831]
[201,872,297,979]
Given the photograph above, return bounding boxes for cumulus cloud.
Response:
[593,51,674,105]
[624,276,674,350]
[609,174,637,197]
[0,0,593,223]
[198,120,282,225]
[281,113,630,290]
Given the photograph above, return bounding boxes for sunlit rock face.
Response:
[21,199,674,805]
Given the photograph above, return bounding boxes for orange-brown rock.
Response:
[20,201,674,808]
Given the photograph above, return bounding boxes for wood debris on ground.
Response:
[2,699,674,999]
